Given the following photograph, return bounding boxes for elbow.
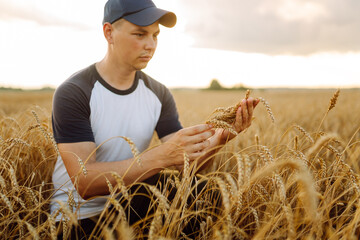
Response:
[77,187,93,200]
[74,180,93,200]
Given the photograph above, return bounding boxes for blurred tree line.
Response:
[207,79,247,91]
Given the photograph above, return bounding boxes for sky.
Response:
[0,0,359,89]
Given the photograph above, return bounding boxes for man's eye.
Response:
[135,33,144,37]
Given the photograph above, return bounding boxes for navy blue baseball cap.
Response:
[103,0,177,28]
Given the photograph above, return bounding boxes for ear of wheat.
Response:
[206,90,275,133]
[316,89,341,136]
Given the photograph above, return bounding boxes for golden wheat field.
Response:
[1,89,360,239]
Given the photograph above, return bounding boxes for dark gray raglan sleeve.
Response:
[52,81,95,143]
[142,74,183,138]
[129,71,183,139]
[155,86,183,138]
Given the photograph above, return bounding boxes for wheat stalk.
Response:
[328,89,340,112]
[294,125,314,143]
[206,119,238,135]
[0,193,14,213]
[258,97,275,123]
[120,136,141,166]
[316,89,341,135]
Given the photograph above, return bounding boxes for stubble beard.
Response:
[133,62,148,71]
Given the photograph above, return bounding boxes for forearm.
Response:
[65,124,215,199]
[75,145,170,199]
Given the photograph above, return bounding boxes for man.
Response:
[51,0,258,238]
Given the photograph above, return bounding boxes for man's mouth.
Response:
[139,55,152,61]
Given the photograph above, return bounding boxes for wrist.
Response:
[142,145,170,169]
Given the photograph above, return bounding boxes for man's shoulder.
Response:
[61,64,97,89]
[138,71,169,97]
[55,64,98,97]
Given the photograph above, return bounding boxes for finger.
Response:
[234,106,243,132]
[253,98,260,108]
[181,124,213,136]
[241,99,249,124]
[187,129,215,144]
[247,98,254,117]
[188,151,206,161]
[188,140,210,153]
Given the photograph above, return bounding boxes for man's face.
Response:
[111,19,160,71]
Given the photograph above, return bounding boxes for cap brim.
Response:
[123,7,177,28]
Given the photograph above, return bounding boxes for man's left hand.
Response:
[219,97,260,141]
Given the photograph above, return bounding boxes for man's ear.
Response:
[103,22,114,44]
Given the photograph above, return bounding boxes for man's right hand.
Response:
[159,124,215,167]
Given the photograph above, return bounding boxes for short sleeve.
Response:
[155,87,182,139]
[52,81,95,143]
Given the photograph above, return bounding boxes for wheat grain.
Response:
[0,193,14,213]
[0,175,6,189]
[235,153,244,186]
[62,218,69,240]
[5,138,32,148]
[253,188,268,203]
[110,171,129,200]
[105,177,114,193]
[102,227,115,240]
[205,91,263,134]
[76,156,88,176]
[31,110,49,141]
[274,174,286,201]
[183,152,190,178]
[258,97,275,123]
[214,177,232,238]
[255,184,270,201]
[328,89,340,112]
[149,208,163,240]
[36,147,47,161]
[13,196,26,209]
[57,201,78,226]
[282,204,295,239]
[25,187,38,205]
[67,190,76,211]
[261,146,274,163]
[115,221,134,240]
[25,222,39,240]
[294,125,314,143]
[120,136,141,166]
[235,189,244,218]
[148,185,170,217]
[107,197,127,222]
[245,89,251,100]
[2,90,360,239]
[206,119,238,135]
[243,154,251,184]
[9,166,19,189]
[250,207,260,229]
[48,215,57,240]
[26,124,41,132]
[224,172,238,200]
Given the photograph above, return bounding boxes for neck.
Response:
[96,54,136,90]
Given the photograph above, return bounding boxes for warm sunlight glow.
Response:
[0,0,359,89]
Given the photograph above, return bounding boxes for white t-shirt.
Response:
[51,64,182,220]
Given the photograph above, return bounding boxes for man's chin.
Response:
[134,63,148,71]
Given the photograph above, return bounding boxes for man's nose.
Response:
[145,37,157,50]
